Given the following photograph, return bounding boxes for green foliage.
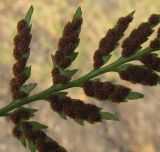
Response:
[126,92,144,100]
[100,112,119,121]
[20,83,37,94]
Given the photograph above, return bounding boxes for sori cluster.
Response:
[2,5,159,152]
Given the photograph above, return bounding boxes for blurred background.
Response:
[0,0,160,152]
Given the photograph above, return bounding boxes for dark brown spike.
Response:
[52,68,70,84]
[17,19,28,33]
[12,126,22,138]
[93,14,133,68]
[83,80,94,97]
[140,53,160,72]
[48,95,101,123]
[109,85,131,103]
[121,21,153,57]
[10,107,30,124]
[148,14,160,26]
[150,38,160,50]
[119,65,159,86]
[22,122,35,140]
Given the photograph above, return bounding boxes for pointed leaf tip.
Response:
[100,112,119,121]
[75,118,84,126]
[73,6,82,19]
[128,10,136,17]
[25,5,34,25]
[126,91,144,100]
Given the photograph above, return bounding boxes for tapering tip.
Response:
[25,5,34,25]
[128,10,136,17]
[73,6,82,19]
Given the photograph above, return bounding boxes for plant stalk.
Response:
[0,47,153,116]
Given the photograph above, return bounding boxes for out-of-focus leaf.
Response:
[126,92,144,100]
[100,112,119,121]
[58,111,67,120]
[19,135,27,148]
[30,121,48,131]
[27,140,36,152]
[74,118,84,126]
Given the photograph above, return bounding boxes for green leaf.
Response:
[64,69,78,77]
[25,5,34,25]
[56,92,68,97]
[22,66,31,80]
[27,108,38,116]
[59,68,78,78]
[19,135,27,148]
[126,92,144,100]
[21,83,37,94]
[102,54,112,65]
[73,7,82,19]
[20,83,37,94]
[30,121,48,131]
[127,10,136,17]
[27,140,36,152]
[100,112,119,121]
[74,118,84,126]
[58,111,67,120]
[68,52,79,61]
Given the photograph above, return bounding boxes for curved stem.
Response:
[0,47,152,116]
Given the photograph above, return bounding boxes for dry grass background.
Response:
[0,0,160,152]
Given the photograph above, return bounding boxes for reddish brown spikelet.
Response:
[116,16,133,33]
[150,38,160,50]
[93,14,133,68]
[22,122,35,140]
[140,53,160,72]
[12,126,22,138]
[51,68,70,84]
[83,80,94,97]
[10,19,31,100]
[54,17,82,70]
[93,50,104,69]
[49,94,63,112]
[48,95,101,123]
[109,85,131,103]
[38,139,67,152]
[63,17,83,36]
[148,14,160,26]
[122,22,153,57]
[34,131,46,151]
[83,80,130,103]
[92,81,107,100]
[12,59,27,76]
[17,19,28,33]
[83,80,115,100]
[85,103,101,123]
[157,28,160,37]
[10,107,31,124]
[119,65,159,86]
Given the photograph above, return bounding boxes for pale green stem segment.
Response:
[0,47,153,116]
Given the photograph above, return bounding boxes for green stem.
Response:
[0,47,152,116]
